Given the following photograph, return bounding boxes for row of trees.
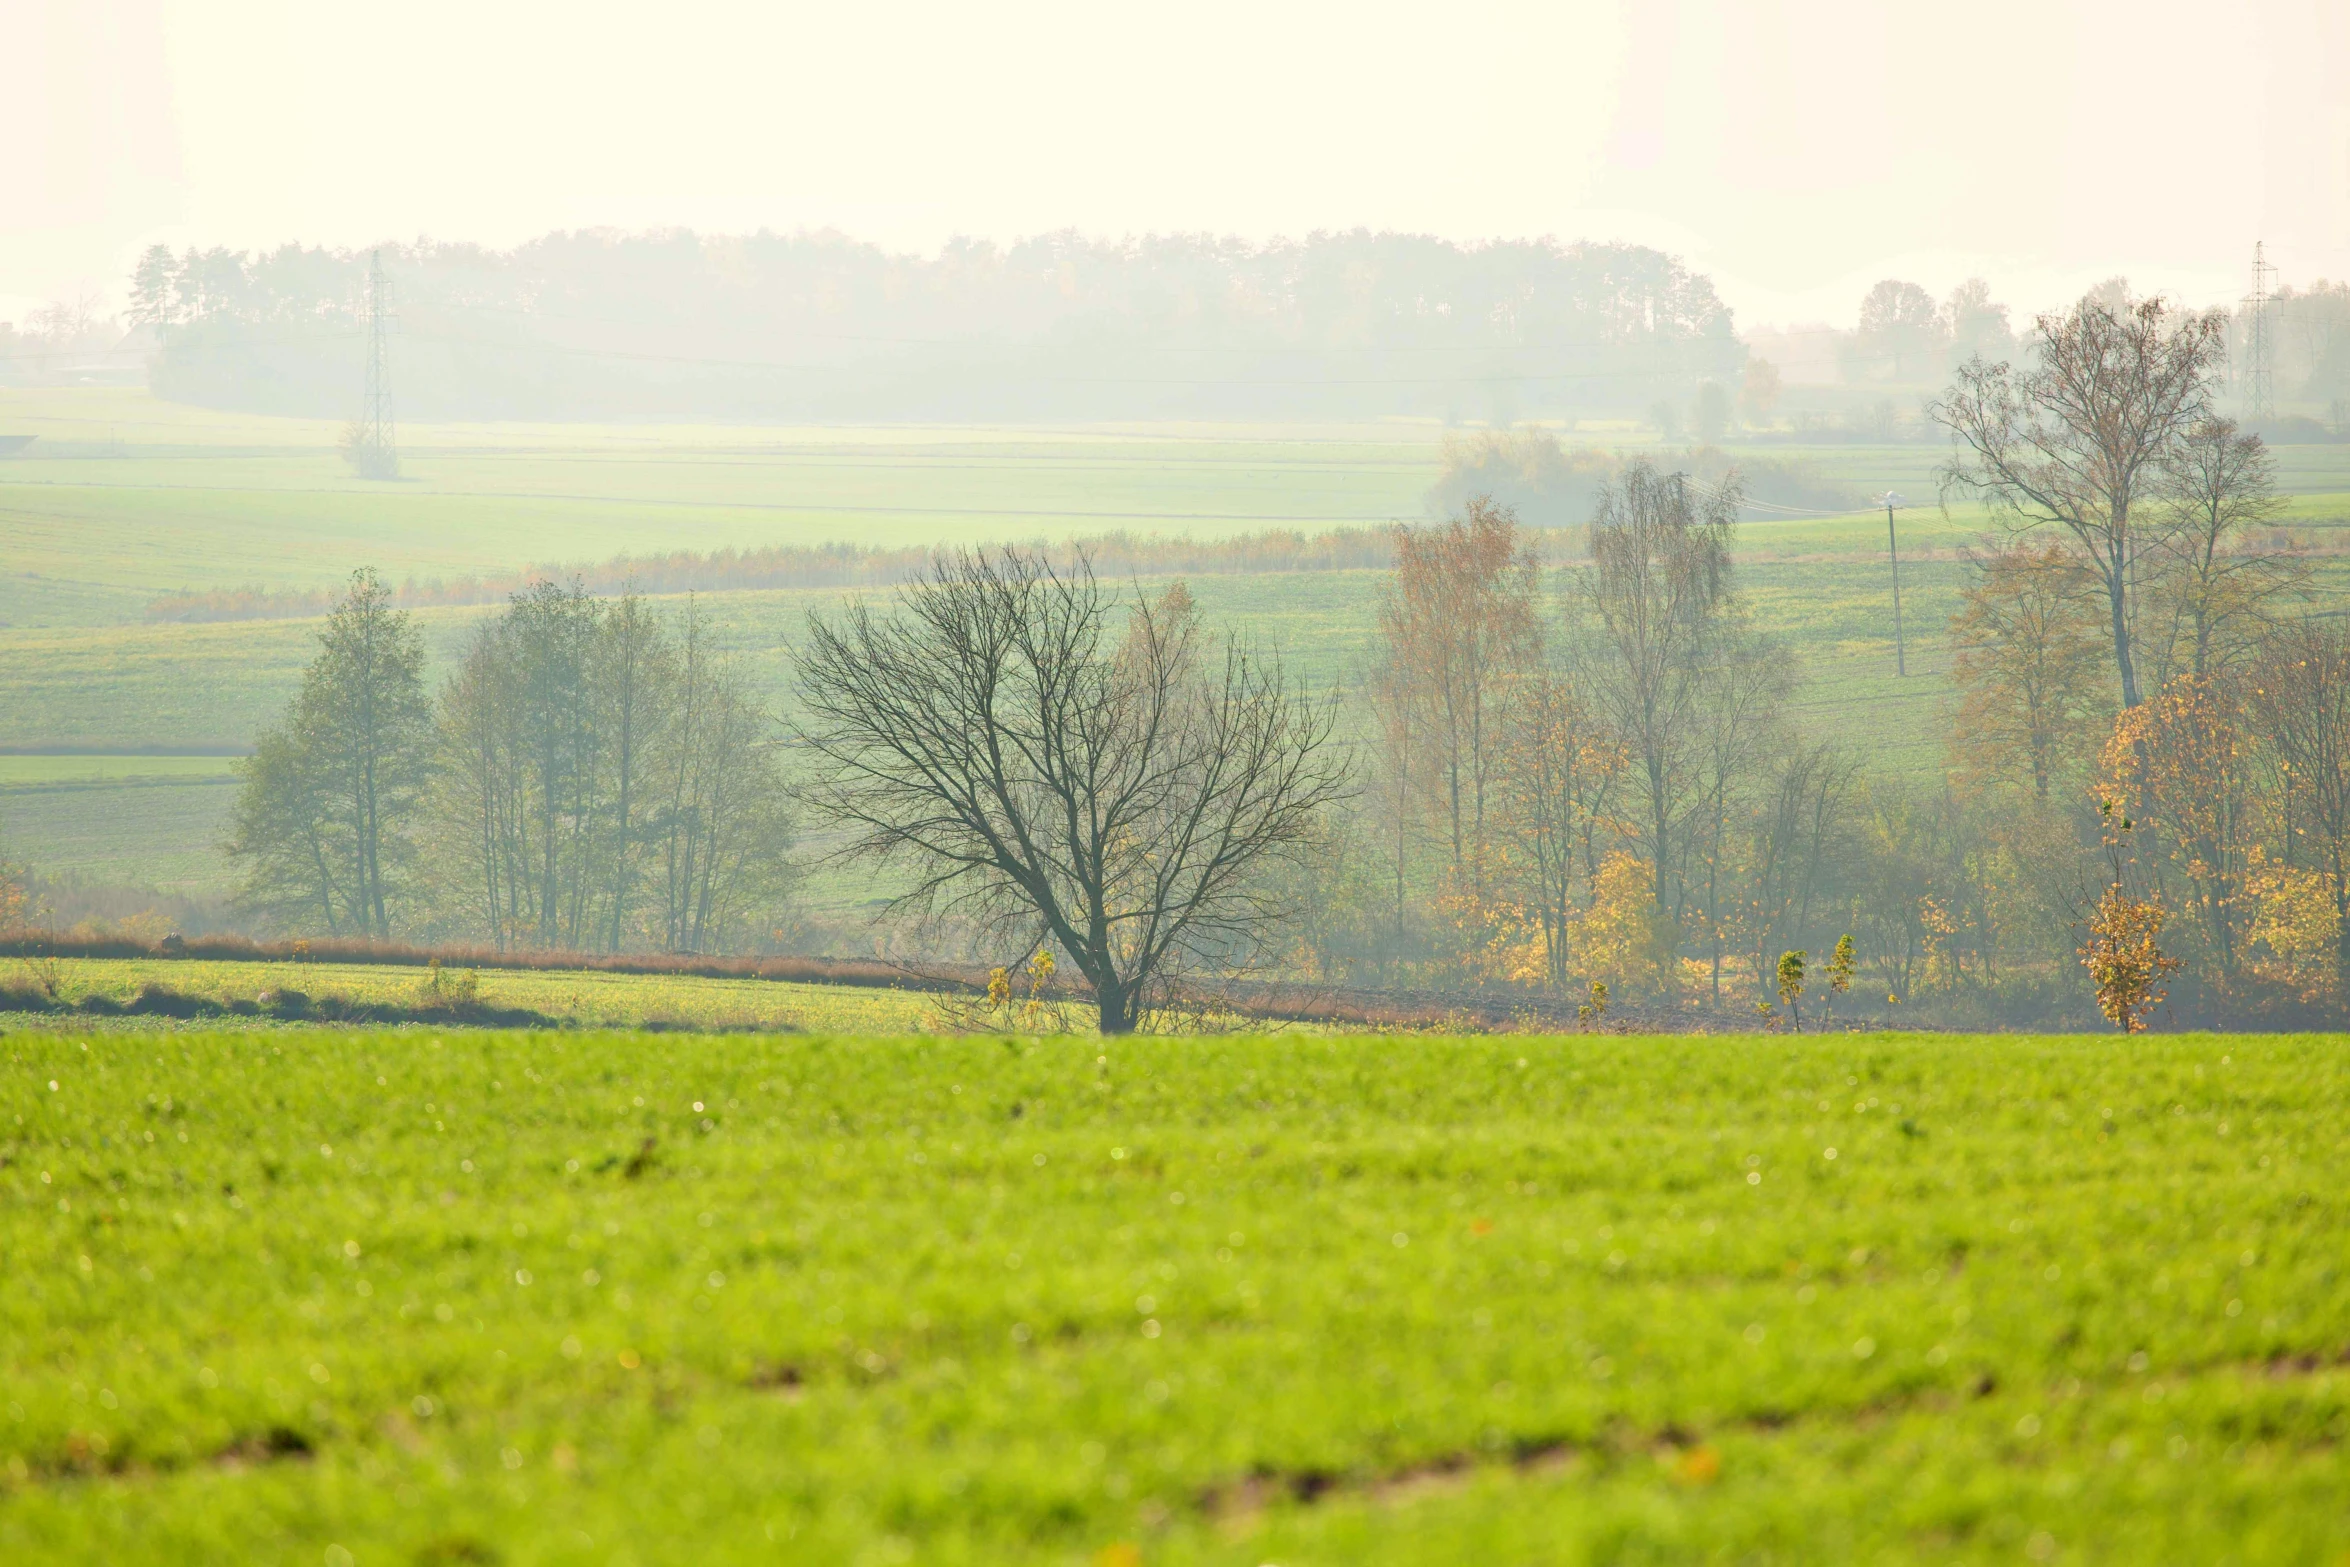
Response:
[129,231,1741,423]
[228,575,791,952]
[1344,468,1848,1008]
[1848,277,2020,382]
[221,293,2345,1030]
[1291,291,2349,1027]
[1781,272,2349,434]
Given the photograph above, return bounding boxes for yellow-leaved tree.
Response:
[1570,851,1677,1001]
[2100,674,2252,990]
[2080,883,2182,1033]
[1948,541,2109,802]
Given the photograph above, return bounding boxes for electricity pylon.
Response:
[2242,241,2275,424]
[354,249,398,479]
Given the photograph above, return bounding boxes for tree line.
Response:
[228,578,791,954]
[224,290,2349,1031]
[127,230,1740,424]
[1291,291,2350,1029]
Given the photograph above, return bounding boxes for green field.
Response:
[0,757,244,897]
[2,1024,2343,1562]
[4,386,2348,906]
[0,388,1442,631]
[7,957,959,1036]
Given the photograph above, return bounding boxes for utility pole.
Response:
[1881,490,1906,677]
[2242,241,2275,424]
[356,249,398,479]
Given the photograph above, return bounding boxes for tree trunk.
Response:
[2106,554,2142,709]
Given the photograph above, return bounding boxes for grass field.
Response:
[0,389,1442,631]
[8,957,947,1035]
[0,757,244,896]
[1,1024,2344,1562]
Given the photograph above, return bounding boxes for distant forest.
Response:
[126,230,1745,423]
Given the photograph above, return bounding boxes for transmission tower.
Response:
[2242,240,2276,424]
[356,249,398,478]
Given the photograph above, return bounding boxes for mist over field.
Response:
[6,219,2348,998]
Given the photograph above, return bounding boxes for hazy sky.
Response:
[9,0,2348,329]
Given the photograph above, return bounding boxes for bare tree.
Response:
[1739,743,1856,1001]
[1684,625,1797,998]
[431,623,525,947]
[596,592,669,952]
[2140,418,2304,687]
[794,550,1348,1033]
[1567,458,1742,917]
[1932,294,2227,708]
[647,603,795,955]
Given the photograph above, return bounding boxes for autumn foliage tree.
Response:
[0,836,32,930]
[1493,667,1623,988]
[1775,948,1807,1029]
[1948,541,2109,800]
[1374,498,1541,892]
[2101,676,2254,988]
[2080,883,2182,1033]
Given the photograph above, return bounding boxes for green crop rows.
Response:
[3,1025,2345,1563]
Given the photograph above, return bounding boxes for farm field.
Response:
[1,1026,2344,1563]
[5,957,947,1035]
[0,388,1444,631]
[0,757,243,897]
